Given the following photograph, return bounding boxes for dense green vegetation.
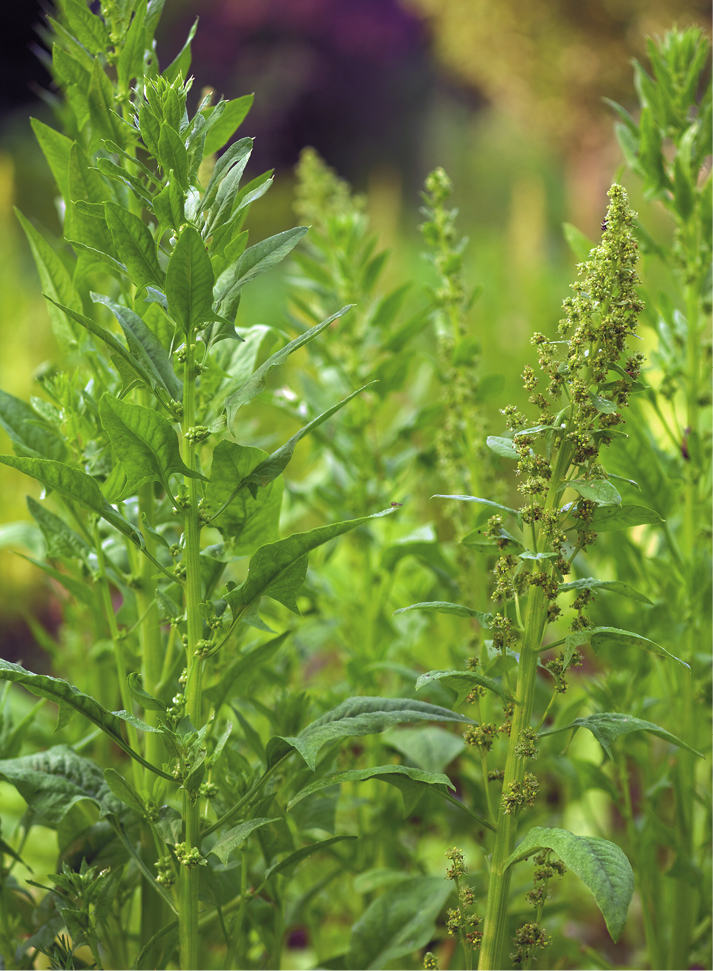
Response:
[0,4,709,970]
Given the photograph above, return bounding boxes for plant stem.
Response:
[179,341,204,971]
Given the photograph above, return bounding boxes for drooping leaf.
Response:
[558,577,653,605]
[224,507,395,617]
[394,601,493,628]
[539,712,704,760]
[225,305,353,425]
[105,202,164,293]
[209,817,280,864]
[347,876,454,970]
[0,454,144,549]
[506,826,634,942]
[432,494,521,523]
[287,764,455,818]
[103,767,146,815]
[415,668,513,705]
[206,442,282,554]
[588,503,664,532]
[0,388,67,461]
[166,225,215,334]
[265,696,473,771]
[99,393,203,500]
[127,672,167,712]
[0,745,124,825]
[586,627,688,667]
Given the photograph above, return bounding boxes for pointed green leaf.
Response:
[15,553,96,607]
[200,138,253,215]
[587,626,688,667]
[105,202,164,292]
[588,503,663,531]
[203,633,289,710]
[565,479,621,504]
[203,95,254,156]
[203,140,254,238]
[99,393,204,500]
[206,442,282,555]
[61,0,109,54]
[225,305,353,424]
[30,119,73,204]
[87,57,122,148]
[27,496,90,561]
[288,764,455,819]
[506,826,634,942]
[433,494,521,522]
[265,696,473,771]
[539,712,704,760]
[103,767,146,815]
[562,222,596,262]
[394,601,493,628]
[486,436,519,460]
[383,726,465,775]
[262,835,358,884]
[158,125,189,190]
[558,577,652,605]
[208,817,280,864]
[127,672,167,712]
[0,387,67,461]
[347,876,454,970]
[415,668,513,705]
[166,225,215,333]
[117,0,147,89]
[162,16,197,83]
[0,662,171,780]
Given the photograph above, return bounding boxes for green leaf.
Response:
[265,696,473,771]
[30,119,73,205]
[200,138,253,215]
[99,393,204,500]
[262,835,358,884]
[91,294,182,402]
[486,436,519,460]
[127,672,167,712]
[415,669,513,705]
[0,455,144,549]
[432,494,521,523]
[562,222,596,262]
[287,764,455,818]
[15,208,80,349]
[539,712,704,760]
[0,387,67,461]
[15,553,96,607]
[588,503,663,532]
[87,58,122,149]
[585,627,688,668]
[61,0,109,54]
[209,818,280,864]
[166,225,215,334]
[347,876,454,970]
[506,826,634,941]
[213,227,308,321]
[565,479,621,505]
[241,384,373,495]
[105,202,164,292]
[0,660,171,779]
[224,507,396,617]
[0,745,124,825]
[103,767,146,815]
[203,633,289,711]
[206,442,282,555]
[158,125,189,191]
[225,305,353,424]
[394,600,492,628]
[382,727,465,775]
[117,1,147,89]
[558,577,653,605]
[203,95,254,156]
[162,16,197,83]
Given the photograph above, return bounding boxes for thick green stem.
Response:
[179,342,204,971]
[478,584,548,970]
[138,478,165,780]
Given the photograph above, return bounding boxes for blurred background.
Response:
[0,0,709,659]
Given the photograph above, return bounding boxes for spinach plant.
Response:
[0,3,475,968]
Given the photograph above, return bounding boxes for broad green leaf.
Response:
[225,305,353,424]
[564,479,621,505]
[506,826,634,942]
[158,125,189,190]
[200,138,253,215]
[224,507,395,617]
[99,393,204,500]
[558,577,653,605]
[415,669,513,705]
[44,296,156,393]
[287,764,455,818]
[206,442,282,554]
[241,384,373,495]
[103,767,146,815]
[117,0,147,89]
[166,225,215,333]
[0,660,170,779]
[203,144,254,241]
[87,57,122,148]
[588,503,663,531]
[462,527,524,553]
[203,95,254,155]
[382,726,465,775]
[262,835,357,884]
[30,119,73,204]
[0,745,123,825]
[208,817,280,864]
[213,227,308,322]
[486,436,519,460]
[61,0,109,54]
[265,696,473,771]
[587,626,688,667]
[105,202,164,292]
[562,222,595,262]
[347,876,454,970]
[433,494,521,523]
[203,633,289,710]
[394,601,493,628]
[539,712,704,760]
[0,455,144,549]
[91,294,182,402]
[15,208,80,349]
[0,388,67,461]
[127,672,167,712]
